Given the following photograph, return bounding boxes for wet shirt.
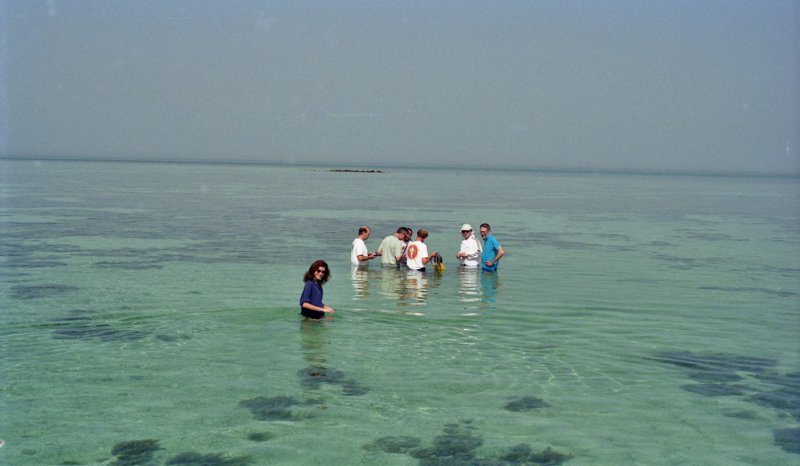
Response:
[405,240,429,270]
[379,235,403,266]
[481,234,502,272]
[299,280,323,309]
[351,238,369,266]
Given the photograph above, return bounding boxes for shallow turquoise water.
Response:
[1,160,798,465]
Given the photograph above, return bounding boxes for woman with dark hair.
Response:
[299,260,334,319]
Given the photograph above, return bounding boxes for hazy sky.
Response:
[2,0,798,173]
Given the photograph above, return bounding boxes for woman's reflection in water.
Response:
[299,313,370,396]
[300,317,329,368]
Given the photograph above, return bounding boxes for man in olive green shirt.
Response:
[378,227,407,267]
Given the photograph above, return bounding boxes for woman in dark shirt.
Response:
[299,260,334,319]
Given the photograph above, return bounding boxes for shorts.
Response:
[301,308,326,319]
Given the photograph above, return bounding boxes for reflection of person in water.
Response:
[397,266,444,308]
[299,260,334,319]
[458,266,481,305]
[351,265,380,301]
[481,271,501,305]
[378,266,406,299]
[299,311,370,396]
[300,315,329,367]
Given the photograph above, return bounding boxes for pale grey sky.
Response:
[2,0,798,174]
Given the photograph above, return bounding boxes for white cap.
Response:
[461,224,473,231]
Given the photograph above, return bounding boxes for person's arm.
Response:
[302,301,334,313]
[355,241,375,262]
[421,251,438,265]
[300,282,334,313]
[485,246,504,267]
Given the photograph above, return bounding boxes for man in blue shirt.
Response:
[479,223,505,272]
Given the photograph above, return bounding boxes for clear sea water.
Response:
[1,159,798,465]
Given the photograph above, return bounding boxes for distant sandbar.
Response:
[327,169,384,173]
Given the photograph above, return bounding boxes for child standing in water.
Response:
[299,260,334,319]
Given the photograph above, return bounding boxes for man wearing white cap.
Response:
[456,223,482,268]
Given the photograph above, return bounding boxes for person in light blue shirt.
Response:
[479,223,505,272]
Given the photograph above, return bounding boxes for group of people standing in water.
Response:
[300,223,505,319]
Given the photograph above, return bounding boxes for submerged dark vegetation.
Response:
[26,308,191,343]
[297,364,370,396]
[47,309,149,342]
[363,419,571,465]
[237,363,570,464]
[93,385,566,465]
[28,287,793,462]
[102,438,253,466]
[54,346,798,464]
[239,395,323,421]
[110,439,160,466]
[648,350,800,454]
[38,328,799,464]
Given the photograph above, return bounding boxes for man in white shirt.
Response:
[351,226,376,266]
[456,223,482,268]
[405,229,438,271]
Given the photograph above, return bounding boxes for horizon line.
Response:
[1,155,798,179]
